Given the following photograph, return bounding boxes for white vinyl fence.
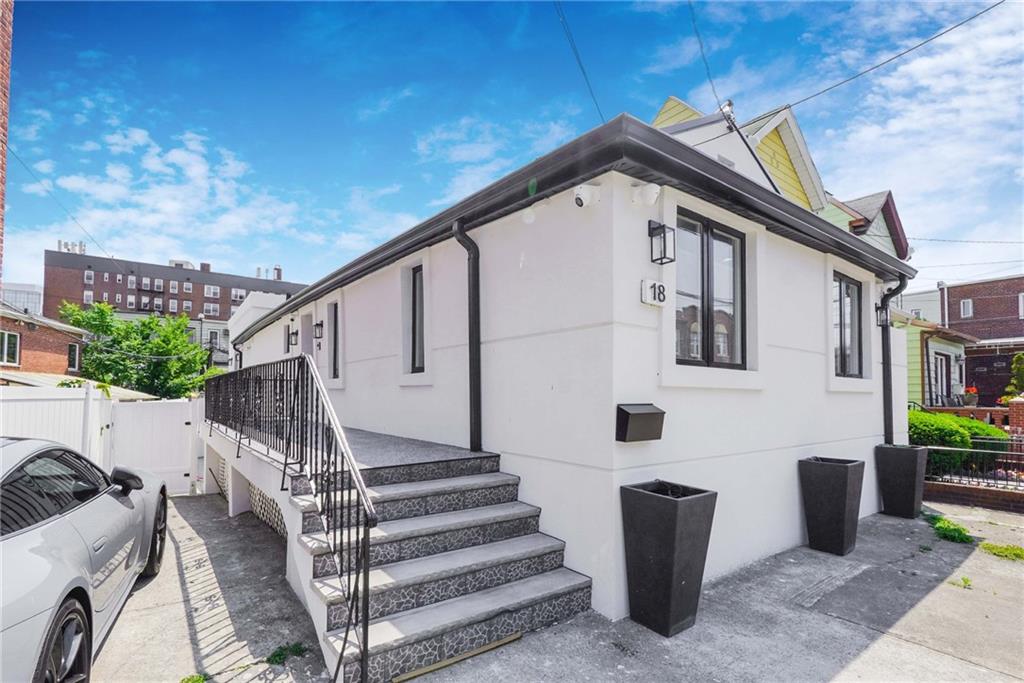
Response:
[1,386,202,495]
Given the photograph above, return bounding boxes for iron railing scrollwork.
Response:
[205,355,376,682]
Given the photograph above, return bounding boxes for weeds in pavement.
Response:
[979,542,1024,561]
[924,514,973,544]
[266,642,309,666]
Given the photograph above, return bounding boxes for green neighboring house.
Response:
[893,310,978,407]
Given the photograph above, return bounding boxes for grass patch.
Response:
[266,642,308,666]
[980,542,1024,561]
[180,675,210,683]
[924,514,974,544]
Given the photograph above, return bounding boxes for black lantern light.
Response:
[289,328,299,346]
[313,321,324,339]
[648,220,676,265]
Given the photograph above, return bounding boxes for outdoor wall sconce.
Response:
[289,329,299,346]
[875,302,891,327]
[648,220,676,265]
[616,403,666,442]
[313,321,324,339]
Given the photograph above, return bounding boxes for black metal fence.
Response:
[926,433,1024,491]
[205,355,376,682]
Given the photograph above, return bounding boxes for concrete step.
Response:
[327,568,592,682]
[336,455,501,489]
[312,533,566,624]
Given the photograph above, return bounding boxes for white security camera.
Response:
[573,184,601,208]
[632,182,661,206]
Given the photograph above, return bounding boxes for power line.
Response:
[553,1,605,124]
[695,0,1007,150]
[9,147,131,277]
[790,0,1007,108]
[688,0,722,113]
[910,237,1024,245]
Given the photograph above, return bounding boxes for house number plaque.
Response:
[641,279,667,307]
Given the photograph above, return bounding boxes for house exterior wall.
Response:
[897,289,942,324]
[755,128,811,210]
[238,170,908,620]
[0,317,83,374]
[966,342,1024,405]
[942,275,1024,339]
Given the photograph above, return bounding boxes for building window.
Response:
[1018,293,1023,319]
[833,272,863,378]
[169,299,178,313]
[116,293,122,304]
[83,290,94,305]
[410,265,425,373]
[204,285,220,298]
[911,308,922,320]
[208,330,219,348]
[183,300,192,313]
[154,278,163,292]
[960,299,973,318]
[83,270,94,285]
[204,303,219,316]
[230,305,239,316]
[283,324,291,353]
[142,277,151,290]
[0,331,20,365]
[170,280,178,294]
[127,295,136,309]
[183,281,192,293]
[103,272,109,282]
[67,344,79,371]
[154,297,163,312]
[116,273,123,284]
[231,288,246,302]
[102,292,109,302]
[674,208,745,368]
[127,275,136,288]
[141,296,150,310]
[328,301,340,379]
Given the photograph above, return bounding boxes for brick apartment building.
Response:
[43,247,306,366]
[0,301,86,376]
[938,274,1024,405]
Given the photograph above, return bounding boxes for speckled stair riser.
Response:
[327,549,566,628]
[332,456,501,490]
[324,484,521,529]
[362,515,541,567]
[340,587,591,683]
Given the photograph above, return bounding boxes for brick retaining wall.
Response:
[924,481,1024,514]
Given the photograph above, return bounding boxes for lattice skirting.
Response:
[210,455,227,499]
[248,483,287,537]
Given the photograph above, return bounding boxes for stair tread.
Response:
[361,472,519,502]
[310,533,564,602]
[361,501,539,546]
[326,568,590,659]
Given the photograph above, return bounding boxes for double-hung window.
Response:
[127,275,136,289]
[154,278,163,292]
[960,299,973,319]
[127,295,136,309]
[183,300,192,313]
[169,299,178,313]
[183,281,193,294]
[141,277,151,290]
[204,285,220,299]
[0,330,20,365]
[832,272,863,378]
[170,280,178,294]
[410,265,425,373]
[83,290,94,305]
[674,208,745,368]
[83,270,94,285]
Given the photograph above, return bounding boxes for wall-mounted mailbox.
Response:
[616,403,665,442]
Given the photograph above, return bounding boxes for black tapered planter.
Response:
[875,445,927,518]
[620,480,717,637]
[798,457,864,556]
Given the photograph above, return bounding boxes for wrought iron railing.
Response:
[204,355,376,681]
[925,433,1024,491]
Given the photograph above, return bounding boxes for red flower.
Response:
[965,386,978,394]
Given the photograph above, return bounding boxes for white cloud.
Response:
[104,127,152,154]
[429,158,512,207]
[358,86,415,120]
[32,159,55,174]
[73,141,102,152]
[334,184,420,253]
[643,33,732,76]
[523,120,575,156]
[13,109,51,142]
[21,179,54,197]
[416,117,507,164]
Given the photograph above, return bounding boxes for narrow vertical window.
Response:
[833,272,862,378]
[283,324,291,353]
[328,301,340,379]
[960,299,973,318]
[67,344,79,371]
[410,265,425,373]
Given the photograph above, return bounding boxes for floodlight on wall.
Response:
[313,321,324,339]
[648,220,676,265]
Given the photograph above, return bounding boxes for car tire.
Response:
[142,492,167,578]
[33,597,91,683]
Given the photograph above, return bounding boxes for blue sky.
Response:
[6,1,1022,292]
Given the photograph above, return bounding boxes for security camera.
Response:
[632,182,661,206]
[573,184,601,208]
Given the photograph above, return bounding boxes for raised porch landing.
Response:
[346,428,485,470]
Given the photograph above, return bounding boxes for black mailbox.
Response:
[616,403,665,442]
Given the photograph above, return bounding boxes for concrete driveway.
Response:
[429,502,1024,682]
[93,495,328,682]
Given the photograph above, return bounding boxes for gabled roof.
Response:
[652,96,704,128]
[741,106,828,212]
[844,190,910,260]
[0,301,88,337]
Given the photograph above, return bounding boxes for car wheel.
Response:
[142,493,167,577]
[33,598,91,683]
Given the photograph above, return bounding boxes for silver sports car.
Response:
[0,437,166,683]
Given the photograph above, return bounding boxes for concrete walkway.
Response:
[93,495,328,682]
[428,503,1024,682]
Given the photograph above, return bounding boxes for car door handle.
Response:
[92,537,107,552]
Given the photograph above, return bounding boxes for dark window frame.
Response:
[67,343,79,371]
[675,207,747,370]
[410,265,425,374]
[833,271,864,378]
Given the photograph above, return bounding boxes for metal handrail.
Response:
[204,355,375,682]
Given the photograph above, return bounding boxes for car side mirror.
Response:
[111,467,144,494]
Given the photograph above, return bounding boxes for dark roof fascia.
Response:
[235,114,916,345]
[878,192,910,260]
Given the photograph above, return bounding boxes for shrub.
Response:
[908,411,971,473]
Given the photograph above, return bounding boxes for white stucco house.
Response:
[202,99,916,681]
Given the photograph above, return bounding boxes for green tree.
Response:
[60,302,221,398]
[1002,352,1024,403]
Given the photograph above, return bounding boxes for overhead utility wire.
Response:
[9,147,131,277]
[914,260,1022,268]
[909,237,1024,245]
[688,0,723,113]
[553,1,605,124]
[695,0,1007,150]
